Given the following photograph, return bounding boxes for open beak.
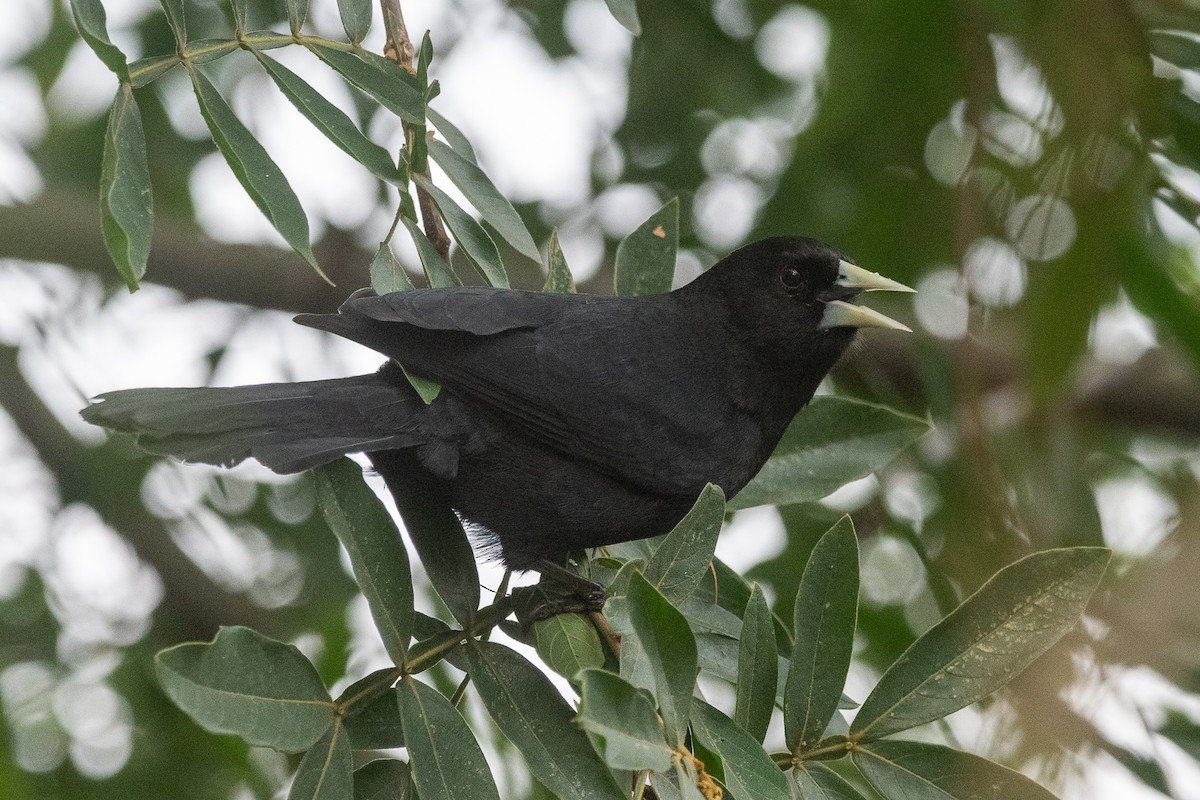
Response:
[819,260,915,332]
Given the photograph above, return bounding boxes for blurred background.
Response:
[2,0,1200,797]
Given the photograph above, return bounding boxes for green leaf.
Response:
[465,642,626,800]
[428,107,478,164]
[100,83,153,291]
[252,51,400,185]
[183,38,240,65]
[690,700,790,800]
[398,677,499,800]
[370,243,416,294]
[230,0,249,34]
[415,31,433,88]
[534,613,605,680]
[851,547,1110,741]
[314,459,414,665]
[401,217,460,288]
[285,0,309,32]
[343,688,403,750]
[732,397,931,510]
[376,451,478,626]
[575,668,673,773]
[129,54,181,87]
[155,626,334,752]
[791,763,870,800]
[398,361,441,404]
[785,517,859,752]
[187,67,325,281]
[289,722,353,800]
[852,740,1060,800]
[68,0,128,77]
[411,173,509,288]
[626,571,698,747]
[337,0,372,43]
[158,0,187,45]
[603,0,642,36]
[308,44,425,125]
[614,197,678,296]
[543,228,576,293]
[353,759,413,800]
[644,484,724,603]
[735,584,777,743]
[427,138,540,262]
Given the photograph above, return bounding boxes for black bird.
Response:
[81,237,913,570]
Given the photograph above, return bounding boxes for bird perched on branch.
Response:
[82,237,913,570]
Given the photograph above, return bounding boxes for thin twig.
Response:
[377,0,415,72]
[377,0,453,264]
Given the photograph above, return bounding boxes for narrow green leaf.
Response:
[852,547,1111,741]
[614,197,678,296]
[187,67,325,281]
[543,228,576,293]
[411,173,509,288]
[534,613,605,680]
[575,668,673,773]
[852,740,1059,800]
[337,0,372,43]
[100,83,153,291]
[732,398,931,510]
[398,361,441,404]
[285,0,309,32]
[398,677,500,800]
[230,0,249,34]
[785,517,859,752]
[690,700,790,800]
[428,107,478,164]
[401,217,460,288]
[129,54,181,87]
[644,483,724,603]
[289,721,353,800]
[353,759,413,800]
[314,459,414,665]
[603,0,642,36]
[183,38,240,65]
[427,138,540,262]
[252,51,400,185]
[68,0,128,77]
[241,30,292,51]
[370,243,415,294]
[791,763,870,800]
[343,688,403,750]
[415,32,433,87]
[373,450,478,626]
[626,571,698,747]
[465,642,626,800]
[158,0,188,45]
[155,626,334,752]
[308,44,425,125]
[735,585,777,743]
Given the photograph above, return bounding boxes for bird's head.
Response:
[678,236,914,387]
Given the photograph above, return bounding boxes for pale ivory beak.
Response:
[819,260,915,332]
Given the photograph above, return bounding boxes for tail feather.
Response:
[81,369,424,473]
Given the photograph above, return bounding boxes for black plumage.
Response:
[82,237,912,569]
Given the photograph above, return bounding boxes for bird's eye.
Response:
[779,265,804,292]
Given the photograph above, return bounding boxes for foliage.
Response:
[3,0,1200,799]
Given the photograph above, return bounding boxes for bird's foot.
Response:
[511,560,607,627]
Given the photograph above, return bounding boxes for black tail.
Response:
[81,367,425,474]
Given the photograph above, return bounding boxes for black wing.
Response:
[298,288,764,494]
